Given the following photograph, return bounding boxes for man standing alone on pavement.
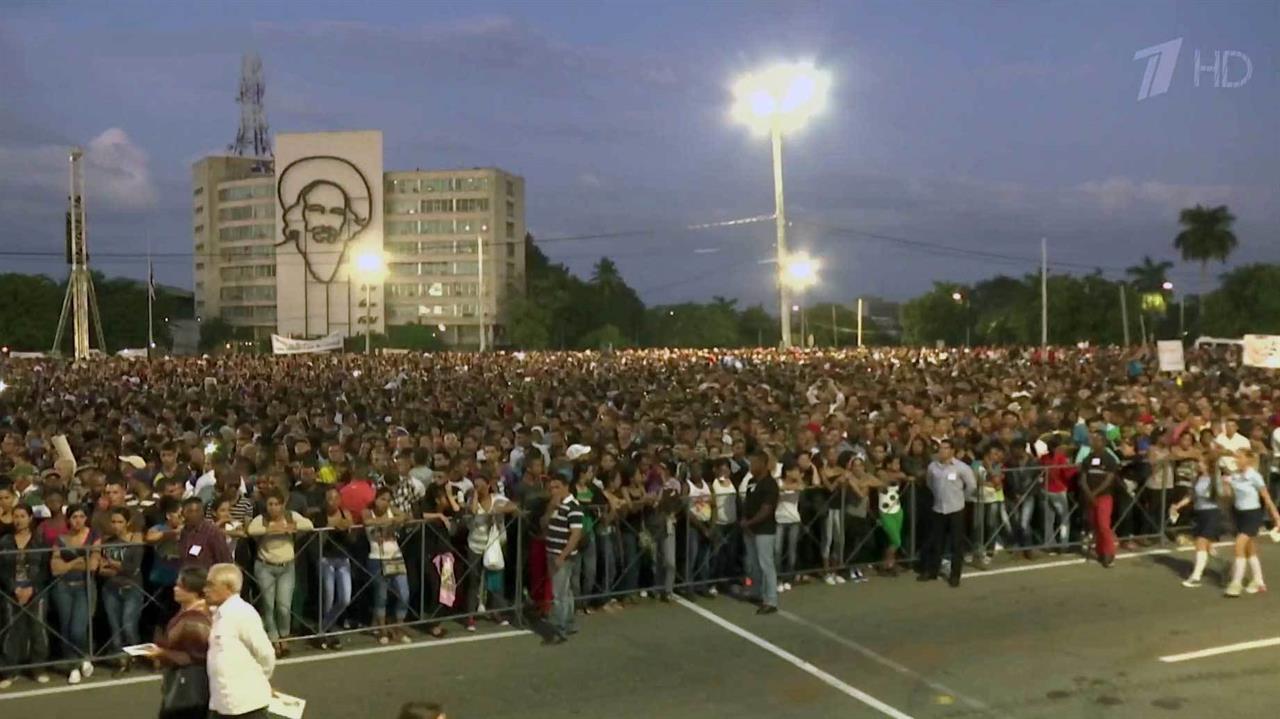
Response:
[740,452,779,614]
[542,475,582,644]
[920,439,976,587]
[205,563,276,719]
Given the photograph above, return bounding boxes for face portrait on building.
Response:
[277,156,372,283]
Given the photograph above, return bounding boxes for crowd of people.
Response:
[0,346,1277,687]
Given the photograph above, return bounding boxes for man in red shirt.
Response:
[339,463,377,521]
[1040,439,1078,551]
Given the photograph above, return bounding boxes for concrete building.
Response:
[192,130,526,348]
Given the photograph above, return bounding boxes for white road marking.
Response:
[676,596,915,719]
[778,610,997,715]
[1159,637,1280,663]
[962,541,1234,579]
[0,629,529,701]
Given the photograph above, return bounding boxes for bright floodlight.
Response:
[782,253,820,290]
[731,61,832,135]
[952,292,964,302]
[1161,281,1174,291]
[354,249,387,281]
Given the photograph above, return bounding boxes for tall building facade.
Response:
[192,130,526,348]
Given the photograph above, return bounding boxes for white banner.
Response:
[1156,340,1185,372]
[1243,334,1280,369]
[271,332,344,355]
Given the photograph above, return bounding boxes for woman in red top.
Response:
[147,566,212,719]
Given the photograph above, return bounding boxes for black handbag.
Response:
[160,664,209,713]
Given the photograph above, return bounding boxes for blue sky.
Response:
[1,0,1276,306]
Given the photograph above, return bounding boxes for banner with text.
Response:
[271,332,344,355]
[1243,334,1280,369]
[1157,340,1185,372]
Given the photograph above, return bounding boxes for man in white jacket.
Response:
[205,563,276,719]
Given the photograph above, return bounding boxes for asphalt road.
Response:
[1,543,1275,719]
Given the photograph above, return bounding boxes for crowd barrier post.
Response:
[513,511,525,628]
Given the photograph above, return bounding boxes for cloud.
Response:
[1072,177,1244,215]
[0,127,158,212]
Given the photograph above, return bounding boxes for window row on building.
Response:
[386,197,492,215]
[386,303,480,321]
[217,203,275,222]
[389,260,481,277]
[220,285,277,302]
[217,183,274,202]
[220,264,277,281]
[386,281,479,299]
[218,224,274,242]
[386,219,490,236]
[221,305,277,321]
[385,239,481,256]
[386,177,490,195]
[219,245,276,262]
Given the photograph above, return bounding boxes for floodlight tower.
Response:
[52,147,107,359]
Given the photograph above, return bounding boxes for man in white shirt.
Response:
[205,563,276,719]
[1215,420,1251,473]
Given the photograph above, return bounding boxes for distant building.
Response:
[860,296,902,342]
[192,130,526,348]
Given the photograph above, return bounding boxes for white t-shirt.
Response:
[687,479,712,523]
[712,478,738,525]
[775,483,801,524]
[1215,432,1250,472]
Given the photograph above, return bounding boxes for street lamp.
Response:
[782,252,820,348]
[732,61,831,348]
[952,291,970,348]
[354,250,387,355]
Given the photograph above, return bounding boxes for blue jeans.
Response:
[573,532,598,604]
[775,523,801,578]
[685,527,711,587]
[50,578,93,662]
[548,552,579,639]
[254,561,296,641]
[1044,492,1070,546]
[749,533,779,608]
[620,529,642,594]
[320,558,352,633]
[598,529,619,596]
[368,558,410,622]
[101,583,143,653]
[711,524,740,583]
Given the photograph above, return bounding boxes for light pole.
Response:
[732,61,831,348]
[354,250,386,355]
[952,291,970,348]
[782,252,820,349]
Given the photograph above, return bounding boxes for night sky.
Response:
[2,0,1276,308]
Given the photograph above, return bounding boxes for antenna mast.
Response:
[52,148,107,359]
[228,51,272,157]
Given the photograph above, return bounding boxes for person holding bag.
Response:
[146,567,212,719]
[464,475,515,628]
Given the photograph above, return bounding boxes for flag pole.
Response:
[147,235,155,361]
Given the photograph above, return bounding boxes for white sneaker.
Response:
[1246,582,1267,595]
[707,587,719,597]
[994,542,1005,552]
[1225,582,1243,598]
[823,574,837,586]
[34,674,50,684]
[639,590,649,599]
[782,582,792,592]
[80,661,93,679]
[0,678,13,690]
[834,574,847,585]
[499,620,511,627]
[68,669,82,685]
[1181,577,1202,588]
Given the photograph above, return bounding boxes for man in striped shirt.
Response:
[541,475,583,644]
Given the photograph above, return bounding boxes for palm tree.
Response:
[1124,255,1174,293]
[1174,204,1238,293]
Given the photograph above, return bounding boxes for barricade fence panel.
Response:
[3,456,1271,675]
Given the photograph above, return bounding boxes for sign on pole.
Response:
[1157,340,1185,372]
[1243,334,1280,369]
